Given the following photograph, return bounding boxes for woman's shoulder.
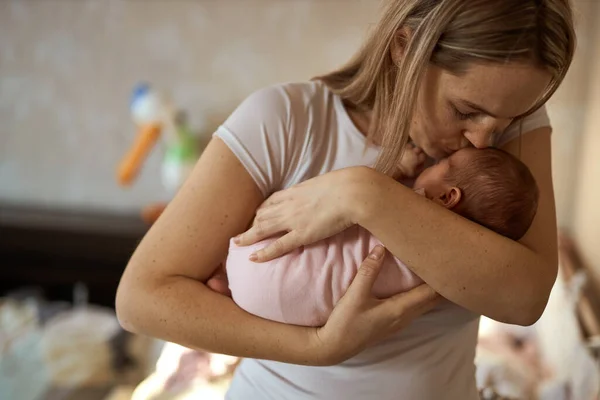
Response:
[242,80,333,113]
[258,79,331,97]
[215,80,340,194]
[220,80,333,142]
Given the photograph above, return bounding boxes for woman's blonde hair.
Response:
[317,0,576,174]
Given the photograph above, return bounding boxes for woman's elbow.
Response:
[115,271,147,335]
[505,262,557,326]
[515,298,548,326]
[492,297,547,326]
[115,288,135,334]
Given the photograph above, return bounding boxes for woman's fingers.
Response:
[249,231,302,262]
[206,267,232,297]
[235,218,282,246]
[346,245,387,299]
[254,203,282,221]
[382,284,441,318]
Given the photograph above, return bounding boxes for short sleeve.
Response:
[213,86,292,197]
[494,105,551,147]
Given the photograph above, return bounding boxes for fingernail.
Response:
[233,235,241,244]
[369,245,384,260]
[249,253,258,262]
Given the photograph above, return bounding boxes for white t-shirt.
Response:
[214,81,550,400]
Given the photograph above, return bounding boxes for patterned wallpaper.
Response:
[0,0,595,229]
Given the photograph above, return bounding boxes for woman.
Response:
[116,0,575,398]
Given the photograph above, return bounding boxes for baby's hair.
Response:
[445,148,539,241]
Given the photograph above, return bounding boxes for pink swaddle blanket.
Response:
[226,225,423,327]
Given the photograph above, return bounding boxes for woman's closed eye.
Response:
[452,104,479,121]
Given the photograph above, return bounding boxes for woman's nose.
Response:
[463,128,494,149]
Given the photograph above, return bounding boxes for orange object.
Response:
[117,123,161,186]
[141,202,168,225]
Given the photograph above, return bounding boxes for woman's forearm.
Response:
[347,168,555,325]
[116,275,331,366]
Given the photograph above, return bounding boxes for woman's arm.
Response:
[116,137,438,365]
[351,127,556,325]
[116,138,324,364]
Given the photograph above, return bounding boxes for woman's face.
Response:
[410,62,552,160]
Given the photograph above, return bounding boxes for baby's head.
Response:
[414,148,539,241]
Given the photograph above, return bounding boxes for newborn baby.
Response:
[225,147,539,326]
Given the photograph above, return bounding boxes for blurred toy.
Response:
[117,83,201,224]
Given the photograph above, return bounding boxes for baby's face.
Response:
[413,157,451,198]
[413,148,475,201]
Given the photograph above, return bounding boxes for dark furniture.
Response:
[0,203,148,308]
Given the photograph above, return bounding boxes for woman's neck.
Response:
[343,101,380,143]
[349,109,387,147]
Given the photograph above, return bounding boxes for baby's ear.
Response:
[436,187,462,209]
[441,187,462,210]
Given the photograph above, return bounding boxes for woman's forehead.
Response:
[440,63,551,119]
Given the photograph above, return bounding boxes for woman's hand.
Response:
[395,142,427,179]
[314,245,441,364]
[234,167,372,262]
[206,265,232,297]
